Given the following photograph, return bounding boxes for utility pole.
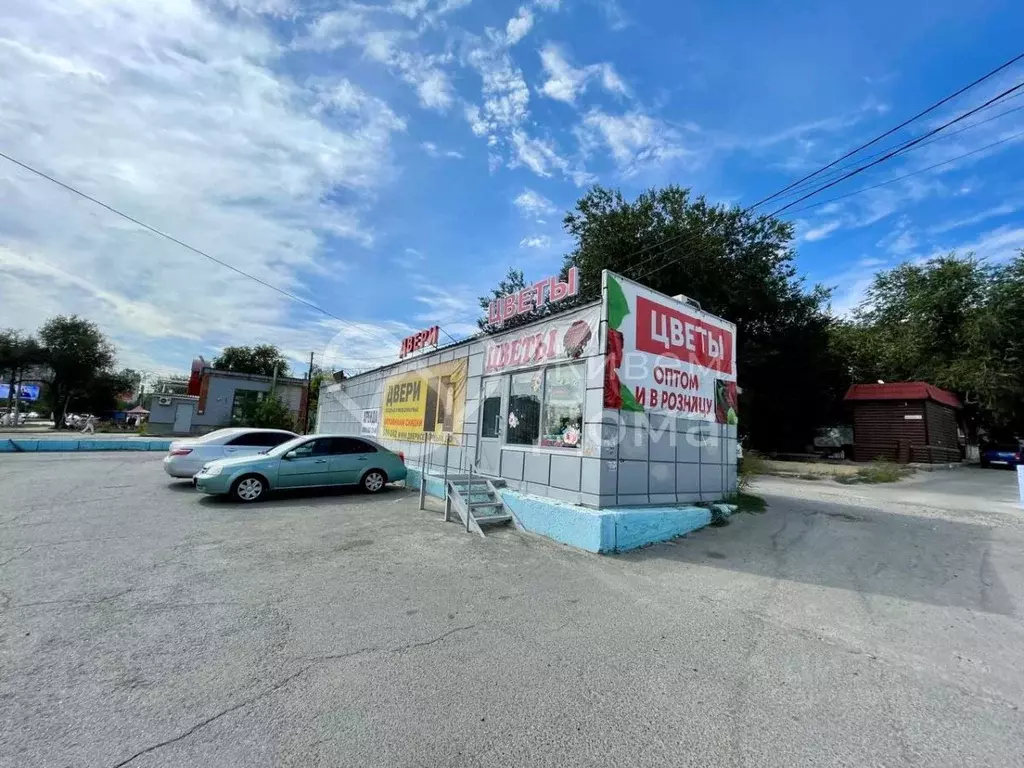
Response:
[303,351,315,434]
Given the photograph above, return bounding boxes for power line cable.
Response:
[748,51,1024,209]
[0,149,456,355]
[764,80,1024,217]
[766,91,1024,202]
[623,80,1024,282]
[355,78,1024,351]
[630,129,1024,286]
[780,127,1024,217]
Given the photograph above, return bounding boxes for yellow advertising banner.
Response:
[380,359,467,444]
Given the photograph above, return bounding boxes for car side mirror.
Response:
[282,452,295,461]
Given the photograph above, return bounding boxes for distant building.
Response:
[147,365,308,436]
[844,382,962,464]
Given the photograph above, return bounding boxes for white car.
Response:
[162,428,298,479]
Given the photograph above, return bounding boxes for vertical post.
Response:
[697,424,704,502]
[302,351,315,434]
[443,436,452,523]
[418,433,428,510]
[11,372,21,427]
[466,460,473,532]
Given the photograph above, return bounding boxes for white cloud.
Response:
[520,235,551,249]
[928,201,1023,235]
[389,0,430,19]
[804,220,842,242]
[437,0,474,12]
[504,7,534,46]
[464,46,530,138]
[218,0,296,17]
[514,188,557,217]
[411,284,481,340]
[883,230,918,256]
[414,68,455,109]
[301,10,454,111]
[595,0,629,30]
[577,109,688,174]
[510,130,595,185]
[534,0,561,8]
[943,226,1024,263]
[538,44,629,105]
[421,141,464,159]
[0,0,405,369]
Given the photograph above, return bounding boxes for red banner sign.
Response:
[634,296,734,375]
[400,326,439,359]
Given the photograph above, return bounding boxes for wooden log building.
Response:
[844,382,962,464]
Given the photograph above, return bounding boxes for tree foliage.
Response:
[38,316,116,428]
[478,184,847,451]
[838,252,1024,441]
[305,364,327,433]
[213,344,290,378]
[78,368,140,416]
[236,392,295,431]
[0,330,46,409]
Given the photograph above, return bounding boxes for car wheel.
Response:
[362,470,387,493]
[232,474,266,503]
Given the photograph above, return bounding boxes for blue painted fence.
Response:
[1,438,174,453]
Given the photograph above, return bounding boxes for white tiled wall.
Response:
[316,300,739,508]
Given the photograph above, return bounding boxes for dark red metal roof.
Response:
[844,382,962,409]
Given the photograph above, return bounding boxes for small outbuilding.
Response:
[844,382,962,464]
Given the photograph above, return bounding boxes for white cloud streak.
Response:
[0,0,406,370]
[538,44,629,105]
[514,188,557,217]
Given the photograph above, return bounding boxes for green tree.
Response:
[0,330,46,416]
[304,364,328,433]
[79,368,141,416]
[841,252,1024,441]
[38,316,115,429]
[237,393,295,431]
[213,344,290,377]
[486,184,847,451]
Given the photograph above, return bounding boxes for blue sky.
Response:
[1,0,1023,376]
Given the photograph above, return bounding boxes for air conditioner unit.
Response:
[158,397,172,406]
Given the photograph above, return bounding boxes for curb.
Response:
[1,438,174,454]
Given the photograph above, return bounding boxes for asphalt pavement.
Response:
[1,455,1022,767]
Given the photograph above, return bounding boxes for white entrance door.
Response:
[477,377,504,476]
[172,403,192,433]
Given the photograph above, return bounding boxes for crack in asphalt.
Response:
[106,625,478,767]
[110,666,309,768]
[0,546,32,567]
[11,587,135,609]
[304,624,479,663]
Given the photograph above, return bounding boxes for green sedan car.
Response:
[193,434,408,503]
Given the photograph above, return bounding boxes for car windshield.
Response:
[263,436,311,457]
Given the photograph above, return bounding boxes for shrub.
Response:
[738,450,766,492]
[836,460,913,484]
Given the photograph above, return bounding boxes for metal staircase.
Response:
[444,469,515,538]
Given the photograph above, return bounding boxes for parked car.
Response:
[193,435,407,502]
[980,442,1023,469]
[162,428,297,478]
